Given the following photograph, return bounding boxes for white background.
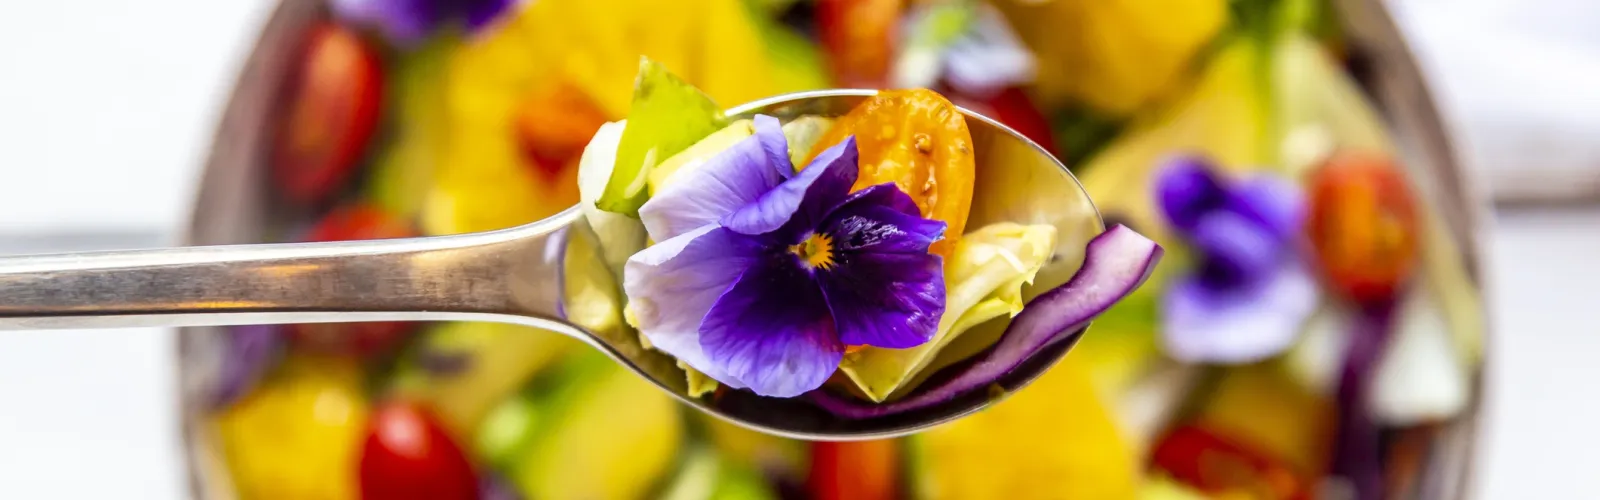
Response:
[0,0,1596,498]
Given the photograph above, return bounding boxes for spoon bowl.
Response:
[0,89,1101,440]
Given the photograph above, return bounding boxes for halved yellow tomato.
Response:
[805,89,976,258]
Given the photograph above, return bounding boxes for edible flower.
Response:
[623,115,948,397]
[332,0,516,46]
[1155,155,1317,363]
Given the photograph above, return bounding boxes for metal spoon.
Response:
[0,89,1102,440]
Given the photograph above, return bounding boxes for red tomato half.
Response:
[1305,151,1420,303]
[359,401,480,500]
[287,203,417,357]
[817,0,904,88]
[1151,424,1311,500]
[272,21,385,205]
[809,440,899,500]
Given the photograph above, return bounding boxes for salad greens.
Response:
[598,58,730,215]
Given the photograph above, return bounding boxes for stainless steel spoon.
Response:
[0,89,1102,440]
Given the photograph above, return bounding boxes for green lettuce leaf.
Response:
[597,57,728,216]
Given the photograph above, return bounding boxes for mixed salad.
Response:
[199,0,1485,499]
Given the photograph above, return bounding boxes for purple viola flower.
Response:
[624,115,948,397]
[331,0,517,47]
[1155,155,1318,363]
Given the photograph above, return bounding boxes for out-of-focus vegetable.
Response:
[211,324,284,409]
[813,225,1162,418]
[474,392,539,470]
[598,58,728,215]
[1270,34,1395,177]
[910,354,1140,499]
[272,22,385,205]
[702,415,808,481]
[950,87,1058,155]
[367,35,454,219]
[514,80,611,181]
[990,0,1228,116]
[804,88,976,258]
[1369,284,1470,424]
[810,440,899,500]
[389,321,579,436]
[1332,304,1398,500]
[1192,363,1335,482]
[1078,39,1273,247]
[1306,151,1420,303]
[508,351,684,499]
[660,447,780,500]
[1149,424,1312,499]
[817,0,903,88]
[839,223,1057,402]
[287,203,418,357]
[215,355,368,500]
[359,401,479,500]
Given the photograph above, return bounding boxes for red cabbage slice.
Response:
[1332,301,1399,499]
[807,224,1163,419]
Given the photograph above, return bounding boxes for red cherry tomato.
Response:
[817,0,904,88]
[273,21,385,205]
[1305,151,1420,303]
[808,440,899,500]
[287,203,416,357]
[1151,424,1311,500]
[949,86,1059,156]
[360,401,480,500]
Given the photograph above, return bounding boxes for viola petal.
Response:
[1225,173,1306,243]
[639,130,790,242]
[1190,210,1279,287]
[823,184,947,255]
[721,137,860,243]
[1153,155,1227,233]
[753,114,795,180]
[700,257,843,397]
[330,0,439,46]
[819,251,945,349]
[1160,262,1319,364]
[459,0,515,33]
[835,182,924,219]
[624,225,766,389]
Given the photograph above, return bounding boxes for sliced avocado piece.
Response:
[598,57,728,216]
[511,353,686,499]
[649,119,757,195]
[840,222,1058,402]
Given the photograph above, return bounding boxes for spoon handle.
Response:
[0,216,573,331]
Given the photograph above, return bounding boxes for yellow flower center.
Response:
[790,233,836,271]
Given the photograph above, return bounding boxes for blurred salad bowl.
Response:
[176,0,1491,498]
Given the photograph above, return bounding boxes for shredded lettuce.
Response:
[840,222,1059,402]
